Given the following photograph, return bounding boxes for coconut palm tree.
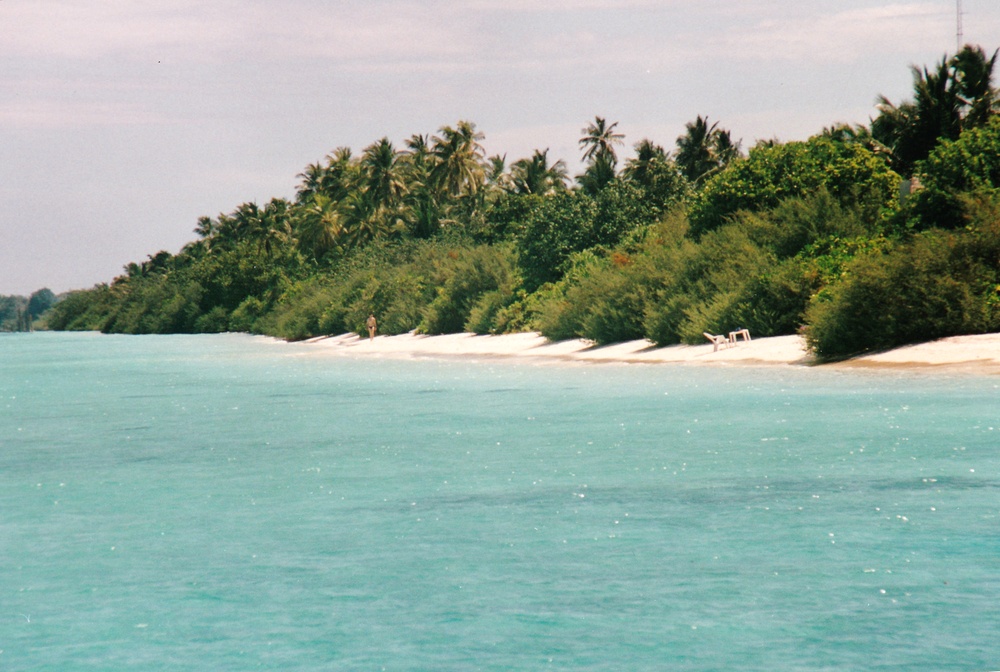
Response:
[193,215,216,239]
[622,139,668,187]
[428,120,486,200]
[296,147,357,204]
[258,198,294,258]
[675,115,740,184]
[360,137,408,210]
[404,134,431,170]
[579,116,624,166]
[511,149,568,195]
[486,154,514,194]
[295,194,344,260]
[953,45,1000,127]
[395,134,441,238]
[576,152,617,195]
[873,45,999,176]
[337,191,407,249]
[295,162,325,204]
[622,139,690,210]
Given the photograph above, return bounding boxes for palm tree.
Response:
[295,194,344,260]
[953,45,1000,126]
[622,139,668,187]
[295,162,325,204]
[713,128,741,167]
[873,45,999,176]
[622,139,690,210]
[486,154,513,193]
[338,191,406,249]
[193,215,216,239]
[296,147,357,204]
[258,198,294,258]
[398,134,443,238]
[360,137,408,210]
[511,149,568,195]
[576,152,617,195]
[227,202,266,247]
[579,116,624,167]
[675,115,740,184]
[210,200,293,258]
[404,134,432,172]
[400,134,432,196]
[428,120,486,200]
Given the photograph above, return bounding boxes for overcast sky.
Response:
[3,0,998,296]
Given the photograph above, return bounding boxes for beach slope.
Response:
[304,331,1000,373]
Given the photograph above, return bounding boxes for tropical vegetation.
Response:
[1,289,55,331]
[45,46,1000,361]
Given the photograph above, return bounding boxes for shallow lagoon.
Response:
[2,333,998,670]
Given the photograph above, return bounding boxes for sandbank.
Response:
[301,331,1000,374]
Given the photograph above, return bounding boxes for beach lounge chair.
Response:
[703,332,730,352]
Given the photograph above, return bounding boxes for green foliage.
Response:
[591,181,660,248]
[0,294,27,331]
[44,286,115,331]
[737,188,874,258]
[873,45,999,177]
[44,86,1000,360]
[688,136,900,237]
[261,238,521,340]
[666,224,776,343]
[907,116,1000,230]
[726,257,819,337]
[535,214,697,345]
[476,193,542,243]
[516,192,598,291]
[805,215,1000,360]
[421,244,520,334]
[516,182,657,292]
[27,288,57,319]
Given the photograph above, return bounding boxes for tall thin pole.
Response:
[957,0,964,52]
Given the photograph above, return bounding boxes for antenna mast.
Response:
[956,0,964,52]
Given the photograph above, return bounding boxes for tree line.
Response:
[45,45,1000,361]
[1,289,56,332]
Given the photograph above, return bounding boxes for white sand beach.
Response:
[302,331,1000,374]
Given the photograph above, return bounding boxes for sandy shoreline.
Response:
[298,331,1000,374]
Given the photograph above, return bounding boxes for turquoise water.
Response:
[1,332,998,671]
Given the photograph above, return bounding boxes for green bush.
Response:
[229,296,268,333]
[517,192,597,291]
[805,228,997,360]
[194,306,229,333]
[662,223,775,343]
[907,116,1000,230]
[45,285,115,331]
[689,136,899,237]
[420,244,519,334]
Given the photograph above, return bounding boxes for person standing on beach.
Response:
[366,313,377,341]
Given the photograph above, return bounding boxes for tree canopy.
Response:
[44,45,1000,361]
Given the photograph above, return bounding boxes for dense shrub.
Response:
[420,244,520,334]
[45,285,116,331]
[688,136,899,237]
[517,192,598,291]
[907,116,1000,230]
[805,221,1000,360]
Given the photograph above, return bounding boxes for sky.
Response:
[3,0,999,296]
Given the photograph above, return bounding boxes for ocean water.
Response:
[1,332,998,671]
